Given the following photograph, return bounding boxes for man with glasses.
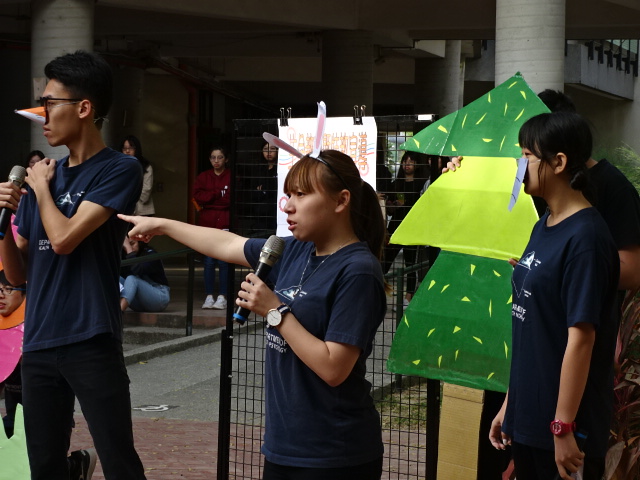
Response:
[0,51,146,479]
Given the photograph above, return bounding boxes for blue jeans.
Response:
[21,334,146,480]
[203,256,228,296]
[120,275,170,312]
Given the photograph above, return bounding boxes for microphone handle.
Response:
[0,179,21,239]
[232,261,274,324]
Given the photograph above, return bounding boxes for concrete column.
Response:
[415,40,463,117]
[31,0,94,156]
[108,66,146,148]
[495,0,565,93]
[321,30,373,116]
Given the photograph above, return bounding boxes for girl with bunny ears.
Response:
[119,104,387,479]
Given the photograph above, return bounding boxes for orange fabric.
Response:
[0,301,25,330]
[0,259,26,329]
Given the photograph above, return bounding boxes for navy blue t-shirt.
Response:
[245,236,386,468]
[503,208,619,457]
[16,148,142,352]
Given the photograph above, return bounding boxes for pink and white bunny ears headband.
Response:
[263,101,350,191]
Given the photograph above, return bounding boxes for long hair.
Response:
[120,135,150,172]
[283,150,386,261]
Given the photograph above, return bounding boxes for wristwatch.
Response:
[266,304,291,328]
[550,419,576,436]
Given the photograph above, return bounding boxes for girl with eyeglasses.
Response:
[120,149,387,480]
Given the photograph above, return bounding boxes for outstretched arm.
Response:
[119,214,250,268]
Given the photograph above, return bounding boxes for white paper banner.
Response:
[276,117,378,236]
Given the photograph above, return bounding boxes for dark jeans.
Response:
[1,361,22,437]
[478,390,511,479]
[21,334,146,480]
[263,457,383,480]
[204,255,229,296]
[383,244,422,294]
[512,441,604,480]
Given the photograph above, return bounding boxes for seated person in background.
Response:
[120,237,170,312]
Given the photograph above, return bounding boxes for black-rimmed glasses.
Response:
[39,96,83,122]
[0,285,26,296]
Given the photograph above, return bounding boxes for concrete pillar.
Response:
[108,66,146,149]
[415,40,463,117]
[31,0,94,156]
[322,30,373,116]
[495,0,565,93]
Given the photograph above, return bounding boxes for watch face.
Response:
[266,309,282,327]
[551,421,562,435]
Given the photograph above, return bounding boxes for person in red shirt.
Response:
[193,146,231,309]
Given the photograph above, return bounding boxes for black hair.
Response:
[209,146,230,171]
[518,112,592,191]
[26,150,45,167]
[283,150,386,261]
[0,270,26,292]
[537,89,577,113]
[120,135,150,172]
[210,146,229,159]
[44,50,113,125]
[396,151,429,180]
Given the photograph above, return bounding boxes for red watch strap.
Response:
[550,419,576,435]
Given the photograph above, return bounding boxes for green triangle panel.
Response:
[0,404,31,479]
[402,73,550,158]
[387,251,513,392]
[390,157,538,261]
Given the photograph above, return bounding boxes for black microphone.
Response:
[0,165,27,240]
[233,235,285,324]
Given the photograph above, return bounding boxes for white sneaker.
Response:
[212,295,227,310]
[202,295,215,309]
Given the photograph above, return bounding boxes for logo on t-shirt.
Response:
[55,191,85,208]
[266,329,288,354]
[276,285,306,301]
[512,251,539,299]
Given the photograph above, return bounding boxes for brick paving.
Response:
[68,415,427,479]
[69,415,218,480]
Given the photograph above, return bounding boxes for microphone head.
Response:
[259,235,285,267]
[8,165,27,186]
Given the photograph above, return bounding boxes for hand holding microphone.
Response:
[233,235,285,324]
[0,165,27,239]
